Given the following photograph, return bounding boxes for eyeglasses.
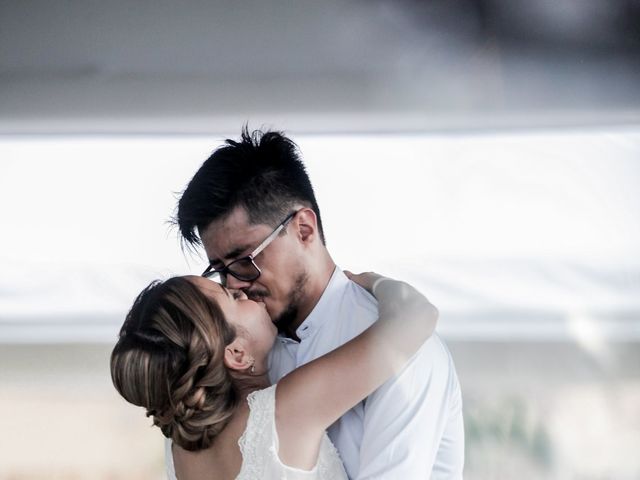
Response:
[201,211,298,285]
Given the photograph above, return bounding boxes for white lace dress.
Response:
[166,384,348,480]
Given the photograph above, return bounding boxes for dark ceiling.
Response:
[1,0,639,134]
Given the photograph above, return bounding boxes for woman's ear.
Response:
[223,339,253,372]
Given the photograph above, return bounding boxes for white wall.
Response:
[1,127,639,343]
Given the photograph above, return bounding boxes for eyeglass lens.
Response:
[226,257,260,280]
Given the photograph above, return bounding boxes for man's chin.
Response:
[272,305,299,336]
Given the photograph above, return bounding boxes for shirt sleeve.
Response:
[355,334,465,479]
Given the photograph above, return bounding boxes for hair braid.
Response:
[111,277,241,451]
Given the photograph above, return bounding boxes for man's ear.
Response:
[223,339,253,372]
[294,208,318,245]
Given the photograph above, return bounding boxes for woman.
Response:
[111,271,438,479]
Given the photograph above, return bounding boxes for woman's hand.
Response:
[344,270,386,295]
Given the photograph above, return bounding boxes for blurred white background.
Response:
[1,1,639,479]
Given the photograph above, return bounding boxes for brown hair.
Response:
[110,277,239,451]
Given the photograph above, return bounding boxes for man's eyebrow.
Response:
[207,245,251,266]
[222,245,251,261]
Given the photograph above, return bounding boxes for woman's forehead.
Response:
[185,275,225,297]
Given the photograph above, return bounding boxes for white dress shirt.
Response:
[268,268,465,479]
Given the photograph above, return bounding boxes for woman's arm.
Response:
[275,272,438,469]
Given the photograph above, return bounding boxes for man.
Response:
[169,128,464,478]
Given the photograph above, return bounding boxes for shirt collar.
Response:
[294,266,349,340]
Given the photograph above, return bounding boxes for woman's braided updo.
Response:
[111,277,239,451]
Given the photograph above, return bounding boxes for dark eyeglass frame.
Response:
[201,210,298,284]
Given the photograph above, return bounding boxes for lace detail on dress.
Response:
[236,385,275,479]
[315,434,349,480]
[236,385,348,480]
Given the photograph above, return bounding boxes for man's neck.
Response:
[289,252,336,336]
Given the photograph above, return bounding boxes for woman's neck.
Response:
[234,372,271,398]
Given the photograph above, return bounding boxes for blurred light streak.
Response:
[567,311,610,361]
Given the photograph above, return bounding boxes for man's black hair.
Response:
[175,127,325,249]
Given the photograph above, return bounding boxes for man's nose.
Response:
[225,275,253,290]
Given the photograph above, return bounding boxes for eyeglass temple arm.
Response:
[202,263,216,276]
[250,222,286,259]
[249,212,297,259]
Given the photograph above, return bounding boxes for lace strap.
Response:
[236,385,277,479]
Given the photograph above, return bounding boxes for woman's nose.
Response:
[225,275,252,291]
[228,288,248,300]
